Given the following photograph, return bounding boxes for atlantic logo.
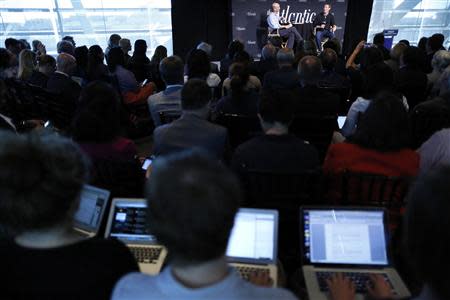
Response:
[247,41,257,45]
[246,12,257,16]
[236,27,246,31]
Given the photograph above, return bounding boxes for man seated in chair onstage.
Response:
[313,3,337,52]
[267,2,303,49]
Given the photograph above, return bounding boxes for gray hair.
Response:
[261,44,277,60]
[197,42,213,57]
[56,53,76,74]
[432,50,450,73]
[298,55,323,85]
[276,48,295,65]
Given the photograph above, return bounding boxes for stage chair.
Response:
[267,28,288,48]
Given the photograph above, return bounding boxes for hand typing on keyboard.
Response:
[326,273,355,300]
[326,273,395,300]
[248,271,273,287]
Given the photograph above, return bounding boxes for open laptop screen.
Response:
[108,201,157,243]
[226,209,278,263]
[303,209,388,266]
[73,185,110,232]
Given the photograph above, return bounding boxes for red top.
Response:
[79,137,138,161]
[323,143,420,177]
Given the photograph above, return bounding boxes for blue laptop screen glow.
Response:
[304,210,388,265]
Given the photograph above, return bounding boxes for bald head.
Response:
[261,44,277,60]
[56,53,76,76]
[320,48,337,70]
[272,2,280,13]
[298,55,323,85]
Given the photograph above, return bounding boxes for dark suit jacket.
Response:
[250,59,278,83]
[294,85,340,116]
[46,72,81,119]
[153,113,228,159]
[28,70,49,88]
[263,66,300,91]
[395,66,428,109]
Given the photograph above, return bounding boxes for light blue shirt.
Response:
[112,266,298,300]
[267,12,281,30]
[341,97,371,138]
[147,85,183,127]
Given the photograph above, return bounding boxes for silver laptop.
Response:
[104,198,167,275]
[300,207,411,300]
[73,185,110,238]
[226,208,279,287]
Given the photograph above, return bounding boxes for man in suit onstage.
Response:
[267,2,303,49]
[313,3,337,51]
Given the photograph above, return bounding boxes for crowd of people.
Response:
[0,26,450,300]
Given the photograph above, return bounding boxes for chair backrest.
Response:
[214,113,262,149]
[89,158,145,198]
[289,114,337,161]
[326,171,412,229]
[411,106,450,148]
[159,110,181,125]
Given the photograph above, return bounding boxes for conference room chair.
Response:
[289,114,337,162]
[214,113,262,150]
[411,106,450,148]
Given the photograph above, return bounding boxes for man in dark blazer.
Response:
[46,53,81,110]
[263,48,299,91]
[295,55,340,115]
[153,79,228,159]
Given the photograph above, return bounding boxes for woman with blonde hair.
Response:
[17,49,36,81]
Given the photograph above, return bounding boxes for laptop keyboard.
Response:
[129,246,162,264]
[316,272,394,294]
[235,266,270,281]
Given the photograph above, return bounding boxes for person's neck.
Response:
[15,223,81,249]
[264,123,289,136]
[171,256,229,288]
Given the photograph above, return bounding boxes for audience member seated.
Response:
[417,129,450,175]
[427,50,450,97]
[28,54,56,88]
[295,55,340,115]
[0,79,17,132]
[147,56,184,127]
[46,53,81,110]
[222,62,261,97]
[72,81,138,162]
[186,49,221,88]
[128,39,152,83]
[86,45,111,83]
[112,151,296,300]
[399,39,411,47]
[17,49,36,81]
[395,46,429,109]
[4,38,22,57]
[385,42,408,73]
[425,34,444,73]
[232,89,319,173]
[56,40,75,56]
[341,62,403,138]
[319,48,350,88]
[403,166,450,300]
[105,34,121,59]
[73,46,89,81]
[249,44,278,82]
[323,38,347,76]
[215,63,259,116]
[220,40,245,80]
[294,40,318,66]
[0,132,138,299]
[324,92,419,180]
[153,79,228,159]
[0,48,18,79]
[107,47,155,105]
[119,38,132,66]
[346,42,384,101]
[263,48,299,91]
[373,32,391,60]
[197,42,219,74]
[62,35,76,47]
[150,45,168,91]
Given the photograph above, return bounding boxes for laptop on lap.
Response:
[104,198,167,275]
[73,185,110,238]
[226,208,279,287]
[300,207,411,300]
